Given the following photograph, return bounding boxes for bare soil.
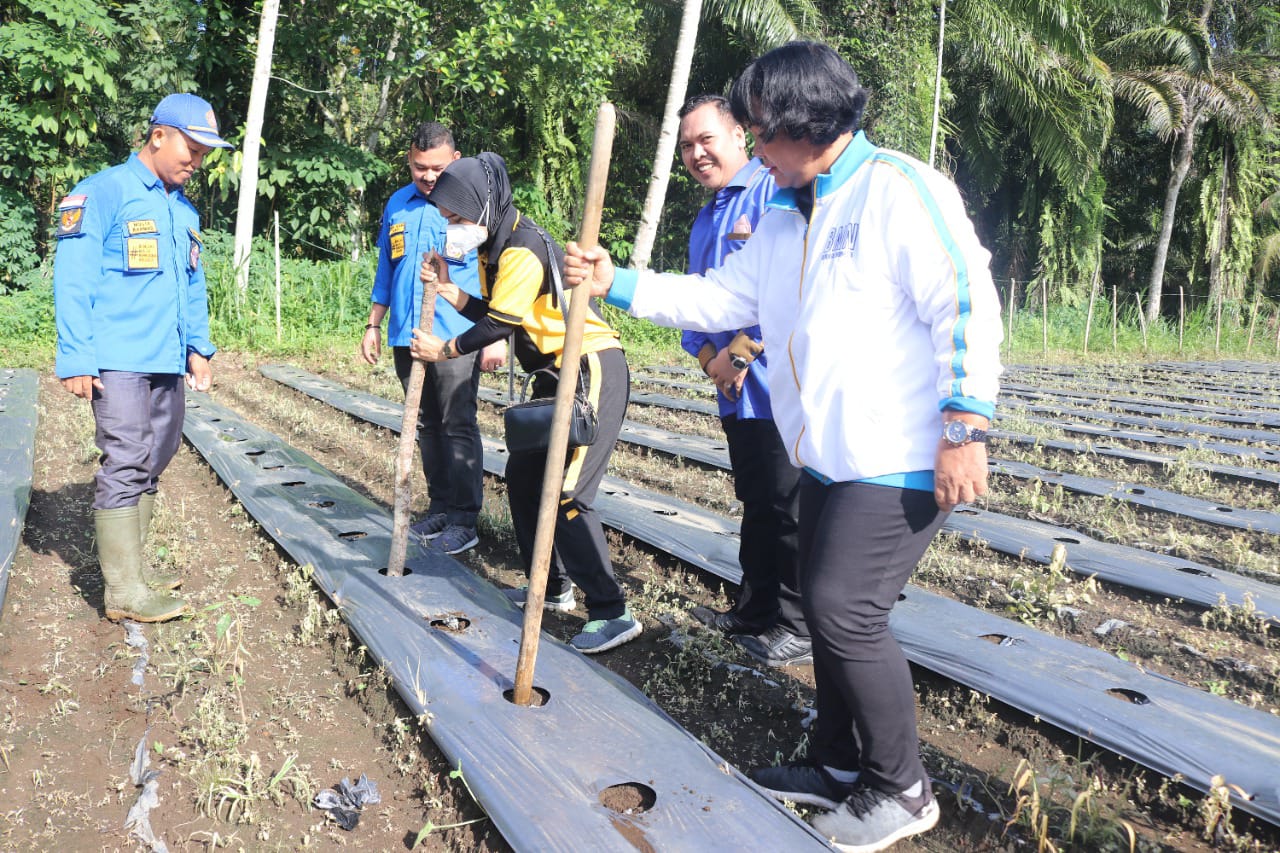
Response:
[2,352,1277,852]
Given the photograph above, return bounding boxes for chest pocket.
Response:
[123,220,161,273]
[389,221,407,261]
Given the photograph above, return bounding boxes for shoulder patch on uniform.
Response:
[188,227,202,270]
[55,195,87,238]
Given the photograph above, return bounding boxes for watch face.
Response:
[944,421,969,444]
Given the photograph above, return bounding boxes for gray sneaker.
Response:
[431,524,478,555]
[410,513,449,541]
[504,585,577,613]
[748,763,859,810]
[570,609,642,654]
[810,782,939,852]
[736,625,813,666]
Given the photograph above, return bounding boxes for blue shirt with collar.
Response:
[54,153,216,379]
[372,183,480,346]
[679,158,777,419]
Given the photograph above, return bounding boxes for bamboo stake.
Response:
[511,103,616,707]
[386,257,438,577]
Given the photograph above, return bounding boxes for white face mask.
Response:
[444,223,488,260]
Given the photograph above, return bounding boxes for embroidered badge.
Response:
[389,222,406,235]
[188,228,202,270]
[55,195,87,238]
[126,237,160,270]
[127,219,158,235]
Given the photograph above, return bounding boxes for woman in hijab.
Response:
[409,152,639,654]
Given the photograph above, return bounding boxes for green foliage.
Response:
[200,230,376,353]
[0,260,55,366]
[0,187,39,292]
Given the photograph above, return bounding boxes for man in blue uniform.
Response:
[677,95,810,667]
[360,122,503,555]
[54,93,232,622]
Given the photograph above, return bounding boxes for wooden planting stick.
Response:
[511,103,616,706]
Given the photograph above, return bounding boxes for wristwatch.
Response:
[942,420,988,446]
[441,339,455,360]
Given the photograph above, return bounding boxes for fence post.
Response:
[1112,285,1118,353]
[1041,280,1048,359]
[1083,267,1100,354]
[1247,289,1261,354]
[274,210,282,344]
[1215,287,1224,354]
[1134,292,1148,350]
[1178,286,1184,354]
[1005,278,1016,360]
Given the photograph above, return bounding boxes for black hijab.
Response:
[428,152,520,258]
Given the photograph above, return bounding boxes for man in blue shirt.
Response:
[54,93,232,623]
[360,122,504,555]
[677,95,810,667]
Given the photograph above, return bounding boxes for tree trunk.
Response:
[630,0,703,271]
[1146,121,1197,322]
[233,0,282,293]
[1206,145,1230,308]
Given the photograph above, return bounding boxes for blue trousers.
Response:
[90,371,184,510]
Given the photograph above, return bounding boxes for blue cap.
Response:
[150,93,233,149]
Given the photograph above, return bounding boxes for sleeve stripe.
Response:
[873,153,973,399]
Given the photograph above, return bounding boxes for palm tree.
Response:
[630,0,821,270]
[1102,1,1271,321]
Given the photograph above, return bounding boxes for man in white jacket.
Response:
[566,41,1002,853]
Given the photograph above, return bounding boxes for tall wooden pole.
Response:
[511,103,616,706]
[386,261,437,576]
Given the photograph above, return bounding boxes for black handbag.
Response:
[502,367,598,454]
[501,227,599,454]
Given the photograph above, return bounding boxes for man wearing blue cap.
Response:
[54,93,233,623]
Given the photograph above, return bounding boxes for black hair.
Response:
[728,42,868,144]
[677,93,732,121]
[409,121,456,153]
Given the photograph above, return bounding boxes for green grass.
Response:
[3,235,1276,368]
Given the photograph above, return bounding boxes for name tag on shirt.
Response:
[127,219,159,235]
[390,233,405,260]
[126,237,160,270]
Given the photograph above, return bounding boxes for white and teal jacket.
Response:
[608,131,1003,485]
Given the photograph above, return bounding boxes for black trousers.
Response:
[393,346,484,528]
[721,415,805,635]
[801,477,946,793]
[506,348,630,621]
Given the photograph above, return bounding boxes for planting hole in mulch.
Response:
[1106,687,1151,705]
[336,530,367,540]
[378,566,415,577]
[502,686,550,707]
[598,782,656,814]
[307,499,335,508]
[429,614,471,632]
